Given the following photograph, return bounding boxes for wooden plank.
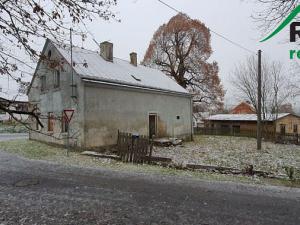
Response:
[81,151,120,160]
[143,156,172,163]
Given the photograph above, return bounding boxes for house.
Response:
[27,39,193,148]
[230,101,255,114]
[204,113,300,135]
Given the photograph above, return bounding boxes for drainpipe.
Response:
[190,97,194,141]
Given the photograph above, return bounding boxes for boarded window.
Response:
[293,124,298,134]
[48,112,54,132]
[54,70,60,88]
[280,124,286,135]
[41,76,46,92]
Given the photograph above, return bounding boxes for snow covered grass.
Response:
[153,135,300,177]
[1,139,299,187]
[0,140,62,159]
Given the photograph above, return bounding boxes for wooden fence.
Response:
[117,131,153,163]
[194,127,300,145]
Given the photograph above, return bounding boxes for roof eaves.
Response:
[82,77,192,97]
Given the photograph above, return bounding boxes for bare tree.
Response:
[232,56,294,119]
[0,0,117,126]
[142,13,224,112]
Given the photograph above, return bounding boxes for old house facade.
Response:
[28,39,193,148]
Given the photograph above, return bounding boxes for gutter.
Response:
[82,77,193,98]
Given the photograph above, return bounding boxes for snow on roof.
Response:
[53,42,189,94]
[206,113,291,122]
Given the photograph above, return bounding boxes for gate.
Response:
[117,131,153,163]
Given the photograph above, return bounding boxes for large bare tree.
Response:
[232,56,294,119]
[0,0,117,127]
[142,13,224,112]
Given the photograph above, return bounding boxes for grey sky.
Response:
[0,0,298,110]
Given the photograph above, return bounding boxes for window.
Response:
[54,70,60,88]
[293,124,298,134]
[280,124,286,135]
[41,76,46,92]
[61,112,69,133]
[48,112,54,132]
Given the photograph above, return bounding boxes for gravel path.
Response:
[0,150,299,225]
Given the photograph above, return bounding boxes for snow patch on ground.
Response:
[153,135,300,176]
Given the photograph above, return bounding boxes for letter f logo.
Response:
[290,22,300,42]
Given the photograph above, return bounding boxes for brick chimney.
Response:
[130,52,137,66]
[100,41,113,62]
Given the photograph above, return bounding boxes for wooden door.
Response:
[149,114,157,138]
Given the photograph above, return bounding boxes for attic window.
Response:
[47,50,52,58]
[131,75,141,82]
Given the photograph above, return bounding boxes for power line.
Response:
[157,0,256,55]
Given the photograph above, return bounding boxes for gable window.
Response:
[53,70,60,88]
[293,124,298,134]
[48,112,54,132]
[41,76,46,92]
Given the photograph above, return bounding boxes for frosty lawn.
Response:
[0,137,299,186]
[153,135,300,177]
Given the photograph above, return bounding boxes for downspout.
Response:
[190,96,194,141]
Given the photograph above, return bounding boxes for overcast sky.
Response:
[1,0,298,110]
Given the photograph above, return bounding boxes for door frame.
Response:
[148,113,158,138]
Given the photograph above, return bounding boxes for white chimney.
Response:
[130,52,137,66]
[100,41,113,62]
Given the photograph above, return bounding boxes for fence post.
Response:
[148,135,154,164]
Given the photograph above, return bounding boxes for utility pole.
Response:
[70,28,75,98]
[257,50,262,150]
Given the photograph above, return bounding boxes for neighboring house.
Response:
[27,39,193,148]
[204,113,300,135]
[230,101,255,114]
[0,92,29,122]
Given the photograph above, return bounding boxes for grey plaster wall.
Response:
[83,82,192,148]
[28,42,85,147]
